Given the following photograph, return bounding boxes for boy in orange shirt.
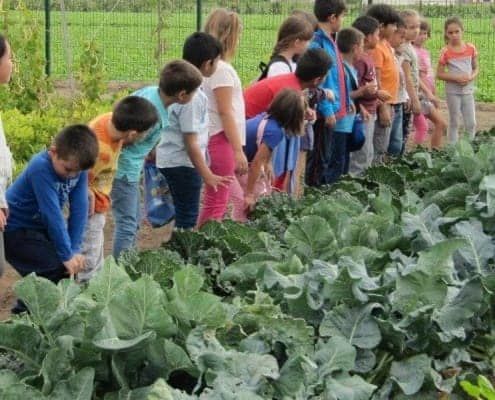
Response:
[366,4,401,163]
[78,96,158,282]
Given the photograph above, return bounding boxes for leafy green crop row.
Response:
[1,132,495,399]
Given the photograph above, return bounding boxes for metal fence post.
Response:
[196,0,202,31]
[44,0,50,76]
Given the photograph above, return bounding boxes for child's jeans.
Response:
[79,212,106,283]
[197,132,244,227]
[325,131,350,185]
[111,177,140,260]
[350,114,376,176]
[388,104,404,157]
[445,92,476,143]
[160,166,202,229]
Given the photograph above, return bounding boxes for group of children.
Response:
[0,1,480,300]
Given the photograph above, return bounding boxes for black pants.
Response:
[4,229,67,313]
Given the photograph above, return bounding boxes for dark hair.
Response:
[352,15,380,36]
[336,27,364,54]
[366,4,401,26]
[0,35,7,59]
[159,60,203,96]
[420,19,431,37]
[183,32,222,69]
[272,16,314,58]
[295,48,332,82]
[291,9,319,32]
[314,0,347,22]
[444,16,464,43]
[54,125,99,170]
[267,88,305,135]
[112,96,159,133]
[396,16,406,29]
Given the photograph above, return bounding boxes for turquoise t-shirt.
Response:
[115,86,168,182]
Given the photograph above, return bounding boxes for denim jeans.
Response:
[325,131,350,185]
[159,167,202,229]
[388,104,404,156]
[110,177,140,260]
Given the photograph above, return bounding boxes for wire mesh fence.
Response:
[2,0,495,100]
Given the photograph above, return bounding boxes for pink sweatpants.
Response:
[413,113,429,144]
[197,132,245,227]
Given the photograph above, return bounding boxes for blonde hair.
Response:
[203,8,242,61]
[399,9,420,22]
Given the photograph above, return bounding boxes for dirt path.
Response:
[1,101,495,321]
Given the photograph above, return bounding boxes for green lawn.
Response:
[4,7,495,100]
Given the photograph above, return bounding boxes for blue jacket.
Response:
[310,29,347,120]
[6,151,88,262]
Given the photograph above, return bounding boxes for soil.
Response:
[1,101,495,321]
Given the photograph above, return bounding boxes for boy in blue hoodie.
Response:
[5,125,99,286]
[306,0,348,186]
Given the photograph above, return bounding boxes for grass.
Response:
[4,6,495,100]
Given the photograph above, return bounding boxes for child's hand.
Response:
[0,208,7,231]
[205,173,233,192]
[325,115,336,128]
[377,90,392,102]
[305,108,317,122]
[234,150,248,175]
[349,103,356,114]
[412,98,421,115]
[244,193,256,213]
[63,254,86,278]
[378,103,392,127]
[324,89,335,102]
[404,99,412,113]
[456,74,471,85]
[361,82,378,97]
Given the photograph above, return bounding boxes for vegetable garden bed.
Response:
[1,131,495,399]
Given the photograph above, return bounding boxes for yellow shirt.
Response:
[88,113,123,213]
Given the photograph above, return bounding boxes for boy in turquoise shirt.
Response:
[111,60,203,259]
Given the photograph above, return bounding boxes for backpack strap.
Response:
[256,115,269,147]
[258,55,293,81]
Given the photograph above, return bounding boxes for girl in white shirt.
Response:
[198,9,247,226]
[0,34,13,276]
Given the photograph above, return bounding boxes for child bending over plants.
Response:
[79,96,158,283]
[4,125,99,313]
[241,88,306,216]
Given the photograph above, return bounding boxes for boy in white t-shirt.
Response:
[157,33,231,229]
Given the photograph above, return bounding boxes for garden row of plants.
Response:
[0,131,495,399]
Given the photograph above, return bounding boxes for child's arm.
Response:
[418,78,440,106]
[402,61,421,114]
[244,143,272,211]
[470,52,479,81]
[68,171,89,256]
[436,61,470,85]
[214,87,248,174]
[184,134,232,191]
[31,169,85,275]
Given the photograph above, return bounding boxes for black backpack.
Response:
[257,55,293,81]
